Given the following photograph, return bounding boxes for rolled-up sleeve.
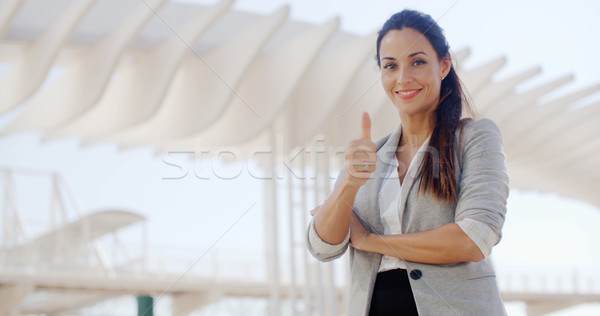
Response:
[456,218,498,257]
[455,118,510,257]
[306,217,350,262]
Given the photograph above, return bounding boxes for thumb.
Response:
[361,112,372,141]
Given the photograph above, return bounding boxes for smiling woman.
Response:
[379,30,451,117]
[307,9,509,316]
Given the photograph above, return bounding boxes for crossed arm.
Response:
[312,202,483,264]
[348,212,484,264]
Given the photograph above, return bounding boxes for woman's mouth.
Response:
[395,89,421,100]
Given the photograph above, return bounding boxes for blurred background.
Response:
[1,0,599,315]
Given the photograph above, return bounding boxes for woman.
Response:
[306,10,509,316]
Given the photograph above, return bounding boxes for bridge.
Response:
[1,168,599,316]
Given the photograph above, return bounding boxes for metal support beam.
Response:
[299,153,313,315]
[265,127,281,316]
[287,156,298,315]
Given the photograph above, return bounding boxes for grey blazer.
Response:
[306,118,509,315]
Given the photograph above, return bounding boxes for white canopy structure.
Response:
[1,0,598,208]
[1,0,600,315]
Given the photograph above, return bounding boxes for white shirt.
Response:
[377,154,408,272]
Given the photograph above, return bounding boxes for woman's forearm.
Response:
[314,174,361,244]
[356,223,484,264]
[314,112,376,245]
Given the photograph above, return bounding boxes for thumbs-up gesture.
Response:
[344,112,377,187]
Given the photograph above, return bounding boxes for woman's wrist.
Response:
[353,231,375,251]
[341,169,366,190]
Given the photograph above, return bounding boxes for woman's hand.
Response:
[349,211,372,251]
[310,205,321,216]
[344,112,378,188]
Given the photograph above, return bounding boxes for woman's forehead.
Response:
[379,28,435,59]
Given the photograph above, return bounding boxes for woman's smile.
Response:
[395,89,422,100]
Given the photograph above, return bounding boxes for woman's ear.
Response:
[440,53,452,78]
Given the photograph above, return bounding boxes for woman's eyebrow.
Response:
[382,51,427,61]
[408,51,427,57]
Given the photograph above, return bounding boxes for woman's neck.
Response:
[399,113,434,147]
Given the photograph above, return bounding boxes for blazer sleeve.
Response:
[454,118,510,257]
[306,217,351,262]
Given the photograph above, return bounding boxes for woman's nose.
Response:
[396,66,413,84]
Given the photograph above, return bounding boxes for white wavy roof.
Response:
[1,0,599,208]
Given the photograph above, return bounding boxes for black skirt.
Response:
[369,269,419,316]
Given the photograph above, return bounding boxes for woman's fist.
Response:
[344,112,377,187]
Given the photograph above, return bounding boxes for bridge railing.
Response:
[496,265,600,295]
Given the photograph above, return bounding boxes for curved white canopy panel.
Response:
[452,47,470,68]
[159,17,340,153]
[511,97,598,156]
[472,66,541,112]
[0,0,95,115]
[271,33,376,147]
[1,0,599,210]
[0,0,24,37]
[459,56,506,95]
[487,74,574,124]
[45,0,234,140]
[104,6,290,149]
[1,0,169,135]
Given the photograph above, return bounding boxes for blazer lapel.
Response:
[398,136,431,231]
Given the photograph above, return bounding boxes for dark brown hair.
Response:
[376,10,475,203]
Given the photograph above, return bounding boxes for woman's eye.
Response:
[413,59,426,66]
[383,62,397,70]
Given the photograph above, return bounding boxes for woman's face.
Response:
[379,28,451,118]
